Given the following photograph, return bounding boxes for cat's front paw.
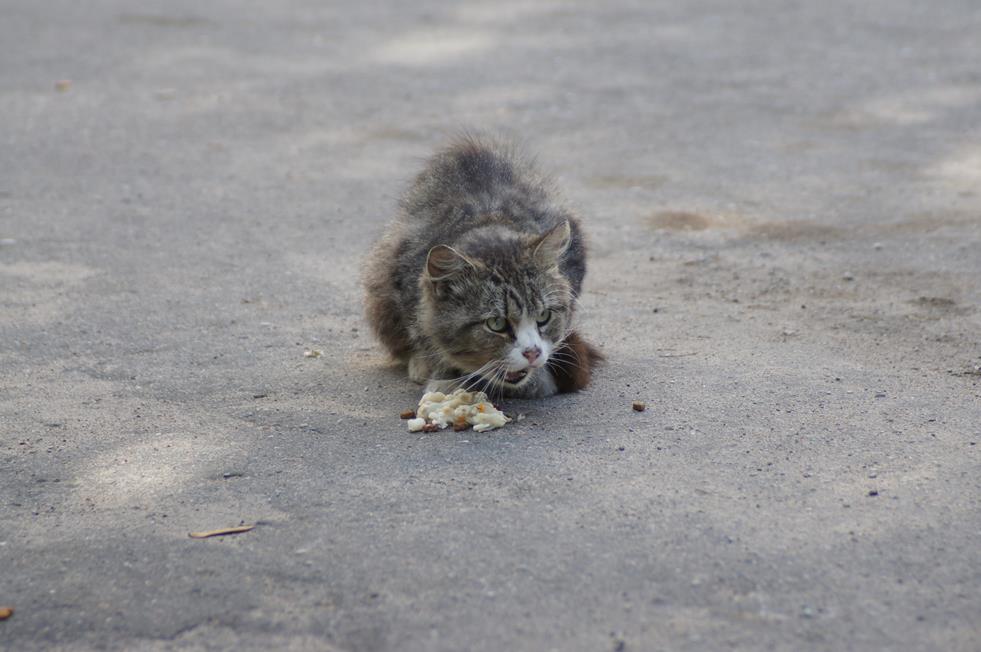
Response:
[424,378,459,395]
[407,354,432,385]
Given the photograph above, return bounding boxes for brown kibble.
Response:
[188,524,255,539]
[453,417,470,432]
[632,401,646,412]
[422,423,439,433]
[399,410,416,420]
[0,607,14,620]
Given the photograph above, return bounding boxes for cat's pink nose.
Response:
[522,347,541,364]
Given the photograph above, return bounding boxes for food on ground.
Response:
[405,389,510,433]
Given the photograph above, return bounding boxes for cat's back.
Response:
[399,135,557,234]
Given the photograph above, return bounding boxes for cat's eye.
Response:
[485,316,508,333]
[536,309,552,326]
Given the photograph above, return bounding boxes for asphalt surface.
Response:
[2,1,980,651]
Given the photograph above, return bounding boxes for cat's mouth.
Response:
[503,369,529,384]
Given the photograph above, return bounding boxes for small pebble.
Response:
[842,273,855,281]
[868,490,879,496]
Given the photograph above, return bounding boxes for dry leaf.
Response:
[188,525,255,539]
[0,606,13,620]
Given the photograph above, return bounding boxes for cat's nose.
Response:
[522,346,541,364]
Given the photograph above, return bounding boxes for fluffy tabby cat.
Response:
[363,135,601,398]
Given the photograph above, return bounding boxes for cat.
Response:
[363,135,602,398]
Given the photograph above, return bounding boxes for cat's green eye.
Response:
[536,309,552,326]
[485,316,508,333]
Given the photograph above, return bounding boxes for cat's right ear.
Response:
[532,220,572,266]
[425,245,475,282]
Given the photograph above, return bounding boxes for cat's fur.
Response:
[363,135,601,398]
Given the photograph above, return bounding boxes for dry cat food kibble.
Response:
[405,389,511,433]
[632,401,646,412]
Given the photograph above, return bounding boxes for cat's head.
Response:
[419,221,575,391]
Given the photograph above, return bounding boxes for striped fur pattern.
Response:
[363,136,601,398]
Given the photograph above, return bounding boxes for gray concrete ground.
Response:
[2,1,980,650]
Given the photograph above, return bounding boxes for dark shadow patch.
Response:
[646,211,713,231]
[908,296,964,312]
[744,221,845,242]
[645,211,842,241]
[878,211,981,234]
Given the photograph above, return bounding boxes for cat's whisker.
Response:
[461,367,491,393]
[553,330,576,347]
[432,359,499,389]
[552,355,585,372]
[547,351,585,370]
[547,358,584,373]
[466,362,498,396]
[471,359,503,396]
[486,364,509,400]
[463,361,504,389]
[458,359,506,394]
[551,342,583,362]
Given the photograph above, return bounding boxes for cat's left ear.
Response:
[532,220,572,266]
